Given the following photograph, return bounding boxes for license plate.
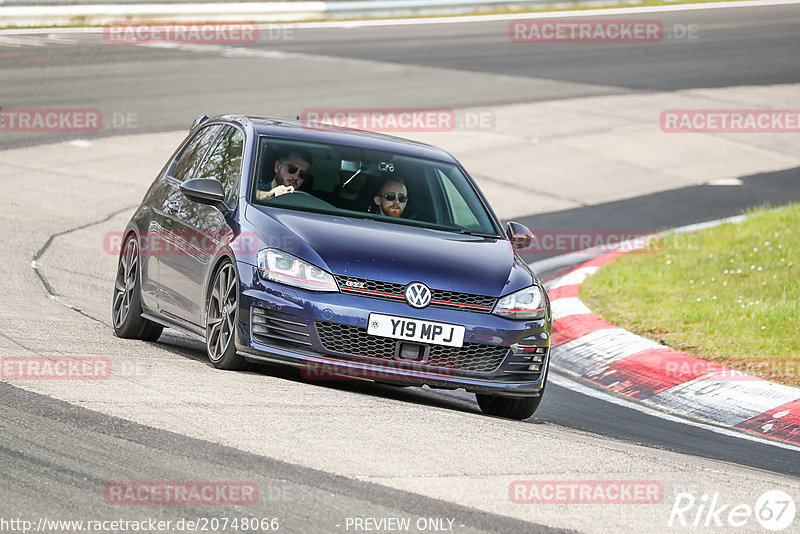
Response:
[367,313,465,348]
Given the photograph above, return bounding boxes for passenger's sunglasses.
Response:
[279,161,311,180]
[382,193,408,203]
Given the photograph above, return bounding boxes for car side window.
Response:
[436,168,491,232]
[195,125,244,207]
[168,124,222,182]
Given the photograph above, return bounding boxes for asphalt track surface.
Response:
[2,4,800,149]
[2,3,800,532]
[0,381,561,533]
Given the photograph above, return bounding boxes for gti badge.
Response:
[405,282,432,308]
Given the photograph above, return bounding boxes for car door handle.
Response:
[168,201,180,213]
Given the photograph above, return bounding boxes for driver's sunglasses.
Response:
[383,193,409,203]
[280,161,311,180]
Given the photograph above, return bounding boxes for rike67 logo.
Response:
[669,490,796,530]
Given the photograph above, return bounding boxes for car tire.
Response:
[112,235,163,341]
[476,365,547,420]
[476,393,544,420]
[206,260,247,370]
[376,381,413,388]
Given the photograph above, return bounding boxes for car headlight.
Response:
[492,285,546,320]
[257,249,339,292]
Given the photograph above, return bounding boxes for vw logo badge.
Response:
[405,282,432,308]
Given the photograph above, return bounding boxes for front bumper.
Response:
[236,262,551,397]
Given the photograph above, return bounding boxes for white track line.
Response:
[549,371,800,452]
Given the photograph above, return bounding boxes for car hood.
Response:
[245,205,536,297]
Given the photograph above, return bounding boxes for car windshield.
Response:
[251,136,500,236]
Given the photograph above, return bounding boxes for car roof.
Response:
[219,114,460,164]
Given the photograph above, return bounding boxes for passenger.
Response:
[256,149,313,200]
[316,166,371,211]
[373,177,408,218]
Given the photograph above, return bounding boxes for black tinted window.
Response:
[196,125,244,206]
[168,125,222,181]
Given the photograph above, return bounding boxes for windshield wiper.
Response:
[447,226,499,238]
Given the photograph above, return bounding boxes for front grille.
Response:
[335,275,496,313]
[315,321,509,374]
[251,307,312,348]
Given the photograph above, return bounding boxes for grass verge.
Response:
[580,203,799,387]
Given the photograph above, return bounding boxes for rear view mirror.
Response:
[506,222,535,251]
[340,160,361,174]
[340,160,365,188]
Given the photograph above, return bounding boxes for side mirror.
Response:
[180,178,228,211]
[506,222,535,251]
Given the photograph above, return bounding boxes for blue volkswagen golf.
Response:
[112,114,551,419]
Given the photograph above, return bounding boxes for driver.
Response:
[256,149,313,200]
